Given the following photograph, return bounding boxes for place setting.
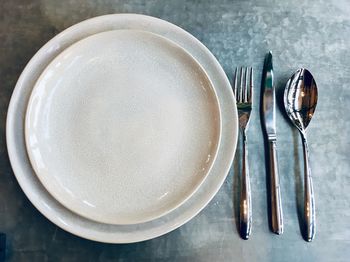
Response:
[234,53,317,241]
[6,13,317,244]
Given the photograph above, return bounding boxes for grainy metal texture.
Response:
[0,0,350,261]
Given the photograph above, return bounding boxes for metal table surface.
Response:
[0,0,349,261]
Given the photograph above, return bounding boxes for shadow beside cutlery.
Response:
[0,233,5,262]
[291,128,304,237]
[276,78,304,239]
[259,122,273,232]
[260,73,273,233]
[260,74,292,233]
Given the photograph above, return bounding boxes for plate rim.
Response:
[24,29,223,225]
[6,13,238,243]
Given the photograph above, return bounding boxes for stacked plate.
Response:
[6,14,238,243]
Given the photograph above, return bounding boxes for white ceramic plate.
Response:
[7,14,238,243]
[25,29,221,225]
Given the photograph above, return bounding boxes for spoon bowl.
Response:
[284,69,318,132]
[284,68,318,242]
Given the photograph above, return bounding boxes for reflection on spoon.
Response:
[284,68,318,242]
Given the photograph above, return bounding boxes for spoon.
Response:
[284,68,317,242]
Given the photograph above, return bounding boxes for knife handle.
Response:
[268,139,283,234]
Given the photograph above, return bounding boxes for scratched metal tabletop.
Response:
[1,0,349,261]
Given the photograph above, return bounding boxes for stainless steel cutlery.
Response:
[284,68,318,241]
[261,52,284,235]
[233,53,317,242]
[233,67,253,240]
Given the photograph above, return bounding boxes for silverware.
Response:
[261,52,283,234]
[233,67,253,240]
[284,68,318,242]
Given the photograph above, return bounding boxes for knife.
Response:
[261,51,283,234]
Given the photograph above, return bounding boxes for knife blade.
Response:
[262,51,283,235]
[262,52,276,138]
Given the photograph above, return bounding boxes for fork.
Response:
[233,67,253,240]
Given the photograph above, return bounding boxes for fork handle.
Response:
[268,139,283,234]
[239,131,252,240]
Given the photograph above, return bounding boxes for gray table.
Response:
[1,0,349,261]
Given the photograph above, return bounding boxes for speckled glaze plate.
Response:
[25,29,221,225]
[7,14,238,243]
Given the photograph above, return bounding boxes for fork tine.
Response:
[249,67,253,103]
[233,67,238,98]
[239,67,244,102]
[243,67,248,102]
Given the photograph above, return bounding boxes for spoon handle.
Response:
[239,130,252,240]
[268,139,283,234]
[301,133,316,241]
